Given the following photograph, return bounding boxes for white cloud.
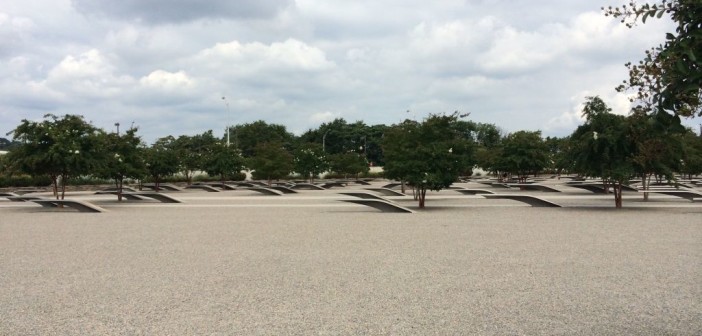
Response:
[0,0,687,143]
[308,111,338,124]
[140,70,194,91]
[41,49,135,98]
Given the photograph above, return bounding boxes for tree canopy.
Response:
[605,0,701,118]
[6,114,105,199]
[383,113,475,208]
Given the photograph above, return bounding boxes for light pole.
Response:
[115,122,120,135]
[222,96,230,147]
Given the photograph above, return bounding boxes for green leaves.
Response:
[382,113,475,207]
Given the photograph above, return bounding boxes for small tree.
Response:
[248,141,293,185]
[569,97,636,208]
[204,143,245,183]
[680,129,702,179]
[174,131,218,185]
[383,113,474,208]
[293,143,328,183]
[95,128,146,201]
[497,131,549,183]
[328,152,369,179]
[605,1,701,118]
[7,114,105,199]
[144,136,180,191]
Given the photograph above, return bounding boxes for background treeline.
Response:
[1,98,701,208]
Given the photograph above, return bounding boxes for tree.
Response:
[293,143,328,183]
[496,131,549,183]
[144,136,180,191]
[382,119,420,194]
[604,1,701,118]
[679,129,702,178]
[0,137,19,151]
[94,127,146,201]
[569,97,636,208]
[545,136,572,176]
[203,143,245,183]
[627,110,684,200]
[328,152,369,179]
[6,114,105,200]
[248,141,293,185]
[174,131,218,185]
[230,121,294,158]
[383,113,474,208]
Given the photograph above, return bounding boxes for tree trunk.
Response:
[117,177,123,202]
[400,179,406,194]
[51,175,59,199]
[613,182,623,208]
[642,173,651,201]
[418,187,427,208]
[60,173,68,201]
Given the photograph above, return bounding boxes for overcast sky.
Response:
[1,0,694,143]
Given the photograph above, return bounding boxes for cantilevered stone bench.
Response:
[246,187,283,196]
[268,186,297,194]
[340,192,394,201]
[289,183,326,190]
[202,183,237,190]
[95,190,182,203]
[123,192,182,203]
[0,192,19,198]
[454,189,495,195]
[142,183,183,191]
[567,184,608,193]
[482,194,562,207]
[340,199,413,213]
[100,186,138,193]
[185,185,221,192]
[639,190,702,201]
[365,188,406,196]
[7,196,44,202]
[507,184,561,192]
[30,199,106,213]
[381,183,402,189]
[320,181,347,189]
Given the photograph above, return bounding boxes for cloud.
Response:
[71,0,293,24]
[0,12,35,58]
[42,49,135,99]
[140,70,194,90]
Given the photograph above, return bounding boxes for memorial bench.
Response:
[30,199,106,213]
[482,194,562,207]
[507,184,561,192]
[365,188,406,196]
[638,189,702,201]
[185,185,221,192]
[454,189,495,195]
[340,199,413,213]
[96,191,182,203]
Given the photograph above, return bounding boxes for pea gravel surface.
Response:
[0,189,700,335]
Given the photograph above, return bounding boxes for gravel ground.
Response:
[0,185,701,335]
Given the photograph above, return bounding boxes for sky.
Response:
[1,0,696,143]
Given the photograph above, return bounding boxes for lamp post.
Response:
[222,96,230,147]
[115,122,120,135]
